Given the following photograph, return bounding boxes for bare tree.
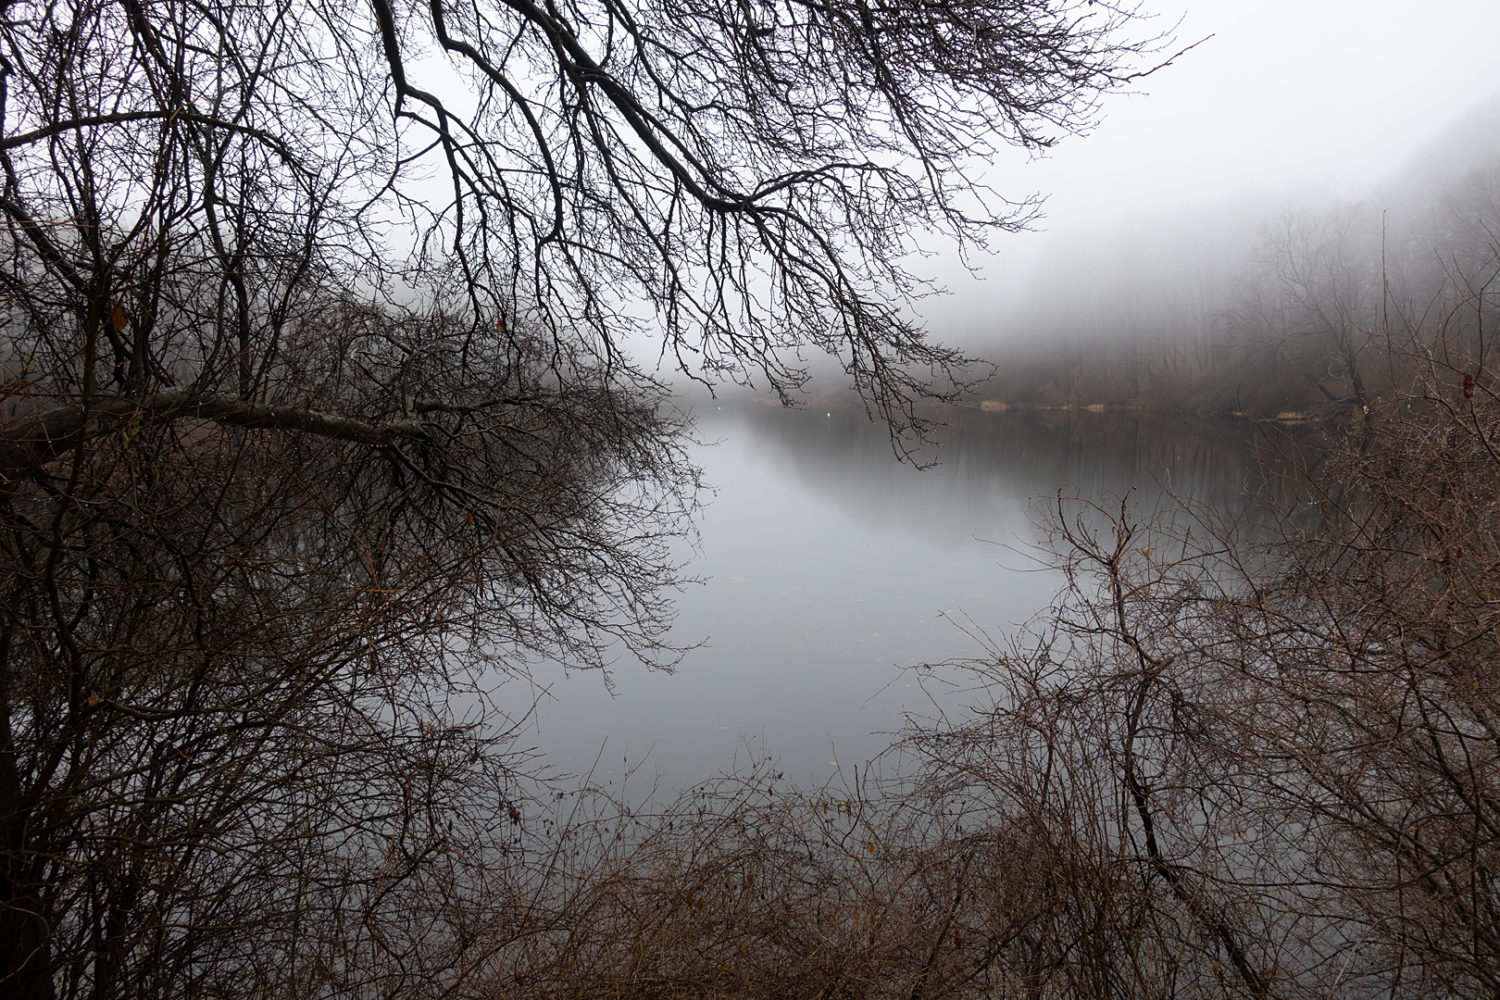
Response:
[0,0,1169,997]
[1234,205,1382,412]
[0,305,698,999]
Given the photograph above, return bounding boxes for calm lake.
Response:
[525,398,1269,794]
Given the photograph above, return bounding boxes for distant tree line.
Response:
[978,99,1500,418]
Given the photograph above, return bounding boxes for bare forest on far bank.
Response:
[973,93,1500,422]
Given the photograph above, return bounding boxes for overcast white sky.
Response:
[926,0,1500,329]
[1025,0,1500,226]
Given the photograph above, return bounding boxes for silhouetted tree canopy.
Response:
[0,1,1168,997]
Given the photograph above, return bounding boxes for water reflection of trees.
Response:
[720,400,1306,531]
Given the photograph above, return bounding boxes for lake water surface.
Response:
[526,399,1268,794]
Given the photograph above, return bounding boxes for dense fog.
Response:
[947,90,1500,415]
[918,0,1500,382]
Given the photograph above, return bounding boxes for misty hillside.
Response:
[972,90,1500,418]
[1389,91,1500,199]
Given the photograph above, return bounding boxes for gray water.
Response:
[525,399,1267,794]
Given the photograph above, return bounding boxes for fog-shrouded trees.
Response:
[0,1,1167,997]
[1231,203,1384,413]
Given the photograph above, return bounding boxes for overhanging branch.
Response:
[0,392,434,477]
